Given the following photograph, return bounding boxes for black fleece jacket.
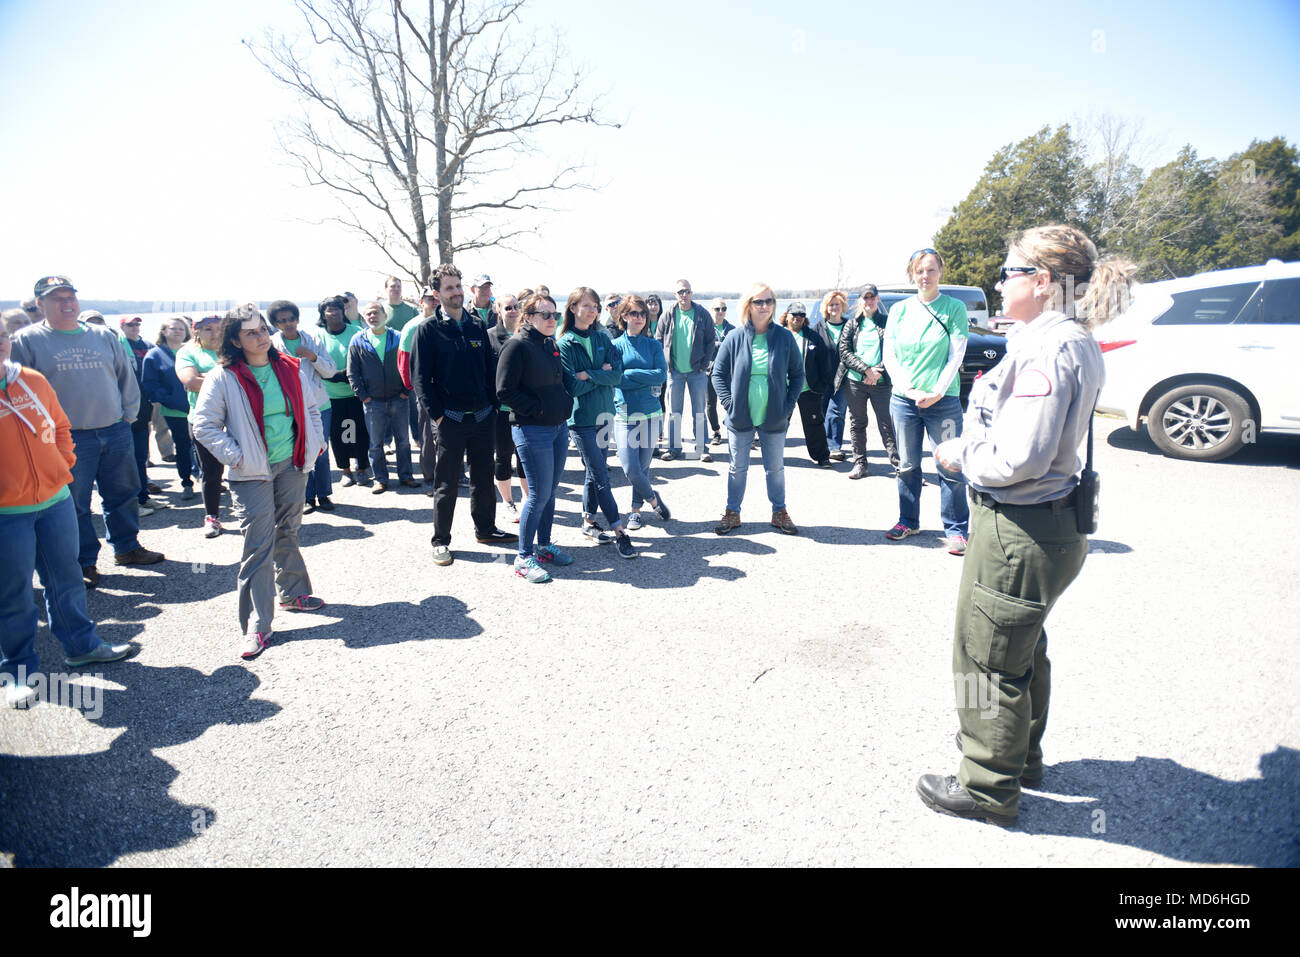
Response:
[411,307,496,421]
[495,326,573,426]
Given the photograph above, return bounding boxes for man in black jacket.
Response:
[411,264,517,566]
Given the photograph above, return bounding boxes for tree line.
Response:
[935,120,1300,307]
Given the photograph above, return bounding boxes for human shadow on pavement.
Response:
[0,660,278,867]
[273,595,482,647]
[565,532,778,588]
[1013,747,1299,866]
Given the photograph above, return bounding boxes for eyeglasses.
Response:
[910,247,939,262]
[751,298,775,308]
[998,266,1039,283]
[712,307,727,313]
[503,304,520,311]
[675,289,691,296]
[625,309,647,319]
[530,311,557,320]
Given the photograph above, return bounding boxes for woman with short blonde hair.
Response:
[709,282,805,536]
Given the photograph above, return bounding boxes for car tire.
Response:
[1146,383,1251,461]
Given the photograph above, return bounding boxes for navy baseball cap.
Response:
[35,275,76,298]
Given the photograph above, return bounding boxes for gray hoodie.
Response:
[9,321,140,429]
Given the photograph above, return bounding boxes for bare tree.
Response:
[248,0,613,285]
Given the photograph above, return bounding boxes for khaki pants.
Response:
[151,403,174,458]
[229,459,311,636]
[954,490,1088,816]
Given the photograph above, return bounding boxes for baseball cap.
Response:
[420,285,438,299]
[119,316,143,327]
[194,314,222,328]
[788,302,807,316]
[860,283,879,297]
[34,275,76,298]
[472,273,492,286]
[79,310,105,324]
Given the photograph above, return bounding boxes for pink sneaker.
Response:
[240,631,270,659]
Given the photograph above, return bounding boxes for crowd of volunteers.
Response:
[2,225,1133,827]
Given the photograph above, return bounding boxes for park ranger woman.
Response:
[916,224,1135,826]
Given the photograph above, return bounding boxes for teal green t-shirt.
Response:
[824,320,844,347]
[847,319,884,384]
[885,294,968,397]
[748,332,770,426]
[367,330,388,363]
[321,322,363,400]
[250,363,295,465]
[671,307,695,374]
[383,301,419,331]
[176,342,219,412]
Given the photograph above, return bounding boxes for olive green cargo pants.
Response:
[954,490,1088,816]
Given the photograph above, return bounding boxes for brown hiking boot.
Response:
[714,509,741,535]
[770,509,799,535]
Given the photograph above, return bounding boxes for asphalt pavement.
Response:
[1,415,1297,867]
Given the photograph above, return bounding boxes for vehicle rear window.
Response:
[1246,278,1300,324]
[1152,283,1260,325]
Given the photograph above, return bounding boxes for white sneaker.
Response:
[625,512,643,531]
[5,680,38,709]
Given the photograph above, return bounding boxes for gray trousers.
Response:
[230,459,312,635]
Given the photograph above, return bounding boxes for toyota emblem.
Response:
[984,349,998,359]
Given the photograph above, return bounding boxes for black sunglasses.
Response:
[999,266,1039,283]
[712,306,727,313]
[751,298,775,307]
[910,247,939,262]
[625,309,647,319]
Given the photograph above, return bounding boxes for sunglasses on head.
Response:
[910,247,939,262]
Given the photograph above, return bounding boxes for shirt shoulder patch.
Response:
[1012,369,1053,398]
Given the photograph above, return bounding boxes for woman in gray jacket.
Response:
[192,304,326,660]
[709,282,805,536]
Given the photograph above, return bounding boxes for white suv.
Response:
[1095,261,1300,461]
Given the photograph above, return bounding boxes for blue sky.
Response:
[1,0,1297,303]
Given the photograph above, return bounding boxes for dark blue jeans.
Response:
[132,412,151,503]
[824,384,847,451]
[306,405,333,500]
[163,414,196,485]
[69,421,142,565]
[890,393,968,536]
[512,423,568,558]
[363,396,413,484]
[0,494,101,678]
[571,424,621,529]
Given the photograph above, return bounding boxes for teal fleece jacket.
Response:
[558,325,623,428]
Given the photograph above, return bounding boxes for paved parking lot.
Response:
[2,415,1297,867]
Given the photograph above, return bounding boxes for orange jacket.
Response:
[0,364,76,509]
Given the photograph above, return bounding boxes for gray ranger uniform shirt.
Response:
[936,310,1103,505]
[10,320,141,430]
